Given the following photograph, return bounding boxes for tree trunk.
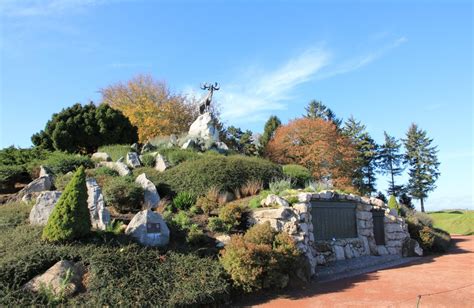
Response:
[420,198,425,212]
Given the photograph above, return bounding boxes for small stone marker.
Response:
[125,210,170,247]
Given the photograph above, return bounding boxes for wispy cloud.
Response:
[216,37,407,124]
[0,0,115,17]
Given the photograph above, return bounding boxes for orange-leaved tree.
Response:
[100,74,198,142]
[266,117,357,192]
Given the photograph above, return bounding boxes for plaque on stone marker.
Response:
[147,222,161,233]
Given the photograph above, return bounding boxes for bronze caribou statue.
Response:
[199,82,219,114]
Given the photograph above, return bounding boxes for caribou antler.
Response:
[213,82,220,91]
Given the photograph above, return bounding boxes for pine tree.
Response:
[261,115,281,150]
[403,123,440,212]
[304,100,342,127]
[379,132,405,196]
[342,116,379,195]
[42,166,91,242]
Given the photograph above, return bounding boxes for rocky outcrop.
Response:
[99,162,131,176]
[91,152,111,162]
[23,260,85,298]
[29,191,62,226]
[135,173,160,209]
[125,210,170,247]
[154,154,170,172]
[179,112,229,152]
[126,152,141,168]
[260,194,290,207]
[86,178,110,230]
[16,175,53,203]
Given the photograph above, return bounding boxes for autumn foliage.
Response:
[266,118,357,192]
[100,75,198,142]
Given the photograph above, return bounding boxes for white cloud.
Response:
[216,37,407,124]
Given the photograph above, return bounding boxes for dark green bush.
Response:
[208,217,225,232]
[34,152,93,175]
[406,214,451,253]
[102,177,144,213]
[88,166,119,178]
[219,222,301,292]
[282,164,312,188]
[196,195,219,215]
[172,191,196,211]
[0,165,29,192]
[0,146,50,166]
[42,166,91,242]
[153,155,283,197]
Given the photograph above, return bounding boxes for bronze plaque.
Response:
[146,222,161,233]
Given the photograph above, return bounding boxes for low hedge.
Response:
[102,177,144,213]
[282,164,312,188]
[153,155,283,197]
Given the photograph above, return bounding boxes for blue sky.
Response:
[0,0,472,211]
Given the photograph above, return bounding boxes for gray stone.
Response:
[126,152,141,168]
[377,245,389,255]
[23,260,84,298]
[135,173,160,209]
[91,152,111,162]
[356,211,372,221]
[298,193,312,203]
[181,139,196,150]
[18,175,53,202]
[252,207,293,220]
[125,210,170,247]
[370,197,385,207]
[117,156,124,163]
[385,223,404,233]
[215,141,229,151]
[319,191,334,199]
[344,245,354,259]
[29,191,62,226]
[402,238,423,257]
[39,165,53,178]
[86,178,110,230]
[100,162,131,176]
[141,142,154,153]
[130,143,138,152]
[215,234,231,248]
[334,245,345,260]
[154,154,170,172]
[260,194,290,207]
[188,112,220,142]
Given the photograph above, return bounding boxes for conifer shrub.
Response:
[140,154,155,167]
[282,164,312,188]
[152,155,283,197]
[196,195,219,215]
[218,203,246,232]
[102,177,144,213]
[406,213,450,253]
[35,152,93,175]
[219,222,301,292]
[42,166,92,242]
[388,195,399,214]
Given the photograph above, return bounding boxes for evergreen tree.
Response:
[376,191,387,203]
[379,132,405,196]
[42,166,91,242]
[342,116,379,195]
[261,115,281,150]
[403,123,440,212]
[398,192,414,209]
[225,126,258,156]
[304,100,342,127]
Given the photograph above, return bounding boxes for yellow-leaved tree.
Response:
[100,74,199,142]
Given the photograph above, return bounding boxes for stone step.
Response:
[316,255,419,283]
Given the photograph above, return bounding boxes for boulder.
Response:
[130,143,138,152]
[260,194,290,207]
[91,152,111,162]
[29,191,62,226]
[135,173,160,209]
[215,234,231,248]
[17,175,53,202]
[154,154,170,172]
[126,152,141,168]
[188,112,220,142]
[99,162,131,176]
[23,260,85,298]
[141,142,154,153]
[125,210,170,247]
[39,165,53,178]
[86,178,110,230]
[402,238,423,257]
[251,207,293,220]
[214,141,229,152]
[181,139,197,150]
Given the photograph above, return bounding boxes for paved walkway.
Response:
[239,236,474,307]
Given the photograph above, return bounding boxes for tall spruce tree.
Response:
[379,131,405,196]
[304,100,342,127]
[342,116,379,196]
[261,115,281,150]
[403,123,440,212]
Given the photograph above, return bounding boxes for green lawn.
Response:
[428,210,474,235]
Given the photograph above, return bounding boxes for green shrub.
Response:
[159,148,200,166]
[97,144,131,162]
[414,211,434,228]
[140,154,155,167]
[36,152,93,175]
[196,195,219,215]
[218,203,245,232]
[186,224,206,244]
[269,178,292,194]
[0,165,29,192]
[42,167,91,242]
[406,213,451,253]
[88,166,119,178]
[208,217,225,232]
[53,172,73,191]
[219,222,301,292]
[171,211,193,231]
[248,190,271,209]
[282,165,312,188]
[152,155,283,197]
[172,192,196,211]
[102,177,144,213]
[131,167,161,184]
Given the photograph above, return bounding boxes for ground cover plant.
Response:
[97,144,131,162]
